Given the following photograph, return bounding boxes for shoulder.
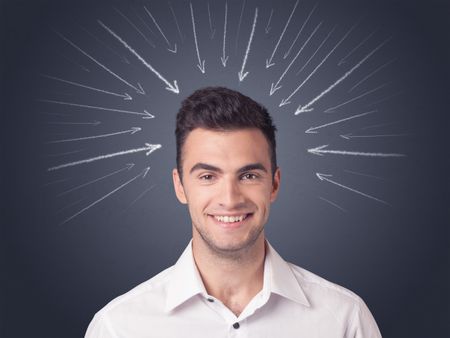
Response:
[85,266,174,337]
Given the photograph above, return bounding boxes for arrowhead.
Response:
[145,143,162,156]
[136,82,145,95]
[340,133,352,140]
[197,60,206,73]
[168,43,177,53]
[265,59,275,68]
[269,83,282,96]
[142,110,155,119]
[265,27,271,34]
[130,127,141,134]
[316,172,333,181]
[165,80,179,94]
[295,105,313,115]
[308,144,328,156]
[305,127,317,134]
[282,51,290,60]
[142,167,150,178]
[126,163,135,170]
[123,93,132,100]
[238,70,249,82]
[220,55,229,67]
[279,98,291,107]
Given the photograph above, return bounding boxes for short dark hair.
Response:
[175,86,277,181]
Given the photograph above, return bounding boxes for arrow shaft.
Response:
[322,176,388,205]
[223,2,228,58]
[61,169,146,224]
[315,149,405,157]
[265,9,273,32]
[55,31,140,93]
[268,0,299,63]
[284,3,317,58]
[325,83,387,112]
[190,3,202,66]
[240,8,258,75]
[349,58,396,92]
[296,25,334,75]
[169,2,184,43]
[275,21,322,87]
[114,7,155,47]
[235,0,246,53]
[143,6,170,46]
[287,22,358,102]
[207,2,214,34]
[297,37,392,113]
[42,74,127,98]
[40,99,145,116]
[48,145,159,171]
[99,21,175,90]
[57,165,131,197]
[348,133,409,139]
[339,29,377,64]
[309,110,375,132]
[47,128,137,144]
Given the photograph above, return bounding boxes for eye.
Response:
[241,173,258,180]
[199,174,214,180]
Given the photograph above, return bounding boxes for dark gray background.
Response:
[1,0,449,337]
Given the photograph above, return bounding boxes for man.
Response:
[85,87,382,337]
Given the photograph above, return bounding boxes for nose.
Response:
[218,177,246,209]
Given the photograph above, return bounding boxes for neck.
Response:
[192,234,266,317]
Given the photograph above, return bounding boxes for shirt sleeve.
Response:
[84,312,118,338]
[345,297,382,338]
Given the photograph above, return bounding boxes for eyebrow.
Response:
[189,162,268,175]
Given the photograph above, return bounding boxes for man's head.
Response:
[175,86,277,182]
[173,87,280,258]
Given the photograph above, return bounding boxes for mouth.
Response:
[208,213,253,229]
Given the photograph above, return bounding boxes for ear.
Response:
[270,167,281,203]
[172,168,188,204]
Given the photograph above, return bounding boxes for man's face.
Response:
[172,128,280,257]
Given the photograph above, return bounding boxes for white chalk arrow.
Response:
[280,22,358,107]
[283,3,318,59]
[60,166,150,225]
[57,163,135,197]
[308,144,405,157]
[221,2,229,67]
[338,29,377,66]
[207,2,216,39]
[305,110,375,134]
[143,5,177,53]
[316,172,389,205]
[169,2,184,43]
[48,143,161,172]
[266,0,299,68]
[238,7,258,82]
[190,3,206,73]
[46,120,101,126]
[47,127,141,144]
[41,74,132,100]
[98,20,179,94]
[55,31,144,95]
[349,58,396,92]
[113,7,155,48]
[270,21,322,96]
[324,84,386,112]
[340,133,410,140]
[39,99,155,119]
[265,9,273,34]
[295,37,392,114]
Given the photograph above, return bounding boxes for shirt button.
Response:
[233,322,240,329]
[207,298,214,302]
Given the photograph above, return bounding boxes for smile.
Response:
[213,214,249,223]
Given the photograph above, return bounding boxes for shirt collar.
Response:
[164,239,310,313]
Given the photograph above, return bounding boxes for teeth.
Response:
[214,214,247,223]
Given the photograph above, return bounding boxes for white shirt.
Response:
[85,240,382,338]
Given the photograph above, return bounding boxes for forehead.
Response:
[182,128,270,168]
